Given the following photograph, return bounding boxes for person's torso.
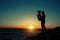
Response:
[41,15,45,21]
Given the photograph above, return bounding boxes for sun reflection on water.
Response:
[25,25,41,36]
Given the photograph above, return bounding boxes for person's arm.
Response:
[37,14,41,21]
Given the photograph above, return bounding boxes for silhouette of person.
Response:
[41,11,46,32]
[37,10,46,33]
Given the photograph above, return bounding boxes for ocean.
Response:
[0,28,41,40]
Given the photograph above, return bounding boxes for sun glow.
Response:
[26,25,39,36]
[29,25,33,29]
[28,25,35,30]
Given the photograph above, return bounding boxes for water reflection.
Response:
[25,29,41,36]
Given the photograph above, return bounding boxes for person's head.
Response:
[42,11,45,15]
[37,10,41,14]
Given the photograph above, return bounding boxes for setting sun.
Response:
[28,25,35,30]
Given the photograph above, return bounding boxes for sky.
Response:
[0,0,60,28]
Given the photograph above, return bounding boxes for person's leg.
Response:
[42,21,46,34]
[41,21,46,33]
[43,21,46,30]
[41,22,44,33]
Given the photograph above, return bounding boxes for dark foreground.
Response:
[26,27,60,40]
[0,28,28,40]
[0,27,60,40]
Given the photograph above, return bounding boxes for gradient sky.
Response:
[0,0,60,28]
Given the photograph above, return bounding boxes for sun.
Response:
[28,25,35,30]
